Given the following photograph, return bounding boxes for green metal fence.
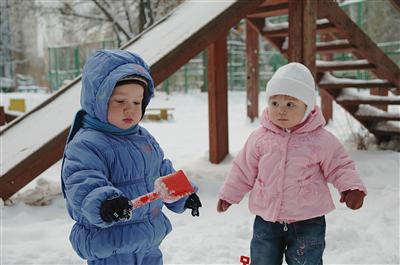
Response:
[48,39,119,91]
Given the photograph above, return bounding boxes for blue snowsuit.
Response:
[61,50,190,265]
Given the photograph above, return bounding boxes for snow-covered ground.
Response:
[1,90,399,264]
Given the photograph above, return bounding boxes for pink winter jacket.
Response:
[219,106,367,223]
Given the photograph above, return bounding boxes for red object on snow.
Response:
[131,170,195,209]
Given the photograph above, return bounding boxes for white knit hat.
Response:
[266,62,316,122]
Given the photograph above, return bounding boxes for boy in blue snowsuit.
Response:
[61,49,202,265]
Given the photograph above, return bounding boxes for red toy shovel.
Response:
[131,170,195,209]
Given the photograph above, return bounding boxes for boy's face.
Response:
[107,83,144,129]
[268,95,307,129]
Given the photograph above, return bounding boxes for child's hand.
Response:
[100,195,133,222]
[184,193,202,217]
[340,189,366,210]
[217,199,231,213]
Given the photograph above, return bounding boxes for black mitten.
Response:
[184,193,202,217]
[100,195,133,222]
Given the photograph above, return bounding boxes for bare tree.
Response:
[55,0,183,45]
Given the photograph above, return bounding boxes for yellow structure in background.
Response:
[8,98,26,112]
[144,108,175,121]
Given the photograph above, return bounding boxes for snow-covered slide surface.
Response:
[1,0,259,199]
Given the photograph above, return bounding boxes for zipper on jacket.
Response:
[283,221,288,231]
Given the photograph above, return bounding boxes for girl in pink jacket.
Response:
[217,63,367,265]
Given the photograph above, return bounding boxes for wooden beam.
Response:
[319,81,394,90]
[339,98,400,105]
[317,0,400,89]
[319,33,334,122]
[263,21,336,37]
[389,0,400,12]
[247,3,288,18]
[370,88,388,111]
[317,61,375,72]
[208,35,229,164]
[0,128,69,201]
[246,19,259,122]
[0,106,5,126]
[150,0,265,85]
[288,0,303,62]
[303,0,317,75]
[288,0,316,75]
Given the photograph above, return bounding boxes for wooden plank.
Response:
[282,42,355,55]
[247,3,288,18]
[246,19,259,122]
[288,0,303,62]
[303,0,317,75]
[260,0,288,7]
[319,81,394,89]
[208,35,229,164]
[389,0,400,12]
[317,61,375,72]
[288,0,316,74]
[150,0,265,85]
[370,88,388,111]
[263,21,336,37]
[0,128,69,201]
[356,114,400,122]
[317,0,400,89]
[339,98,400,105]
[319,33,334,121]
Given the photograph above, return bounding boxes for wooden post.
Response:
[370,88,388,111]
[320,33,334,121]
[289,0,303,63]
[288,0,316,74]
[0,106,6,126]
[246,19,259,122]
[288,0,317,89]
[208,34,229,164]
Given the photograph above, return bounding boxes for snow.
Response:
[1,90,399,265]
[263,18,330,32]
[320,72,389,85]
[337,88,400,102]
[317,39,349,47]
[356,104,399,118]
[316,59,369,67]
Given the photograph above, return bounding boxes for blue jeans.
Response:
[250,216,326,265]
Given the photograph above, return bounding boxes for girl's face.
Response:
[268,95,307,129]
[107,83,144,129]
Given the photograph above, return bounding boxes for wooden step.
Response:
[263,19,336,37]
[355,105,400,122]
[319,73,394,89]
[317,59,375,72]
[371,121,400,139]
[248,2,288,18]
[356,113,400,122]
[283,40,355,55]
[336,88,400,105]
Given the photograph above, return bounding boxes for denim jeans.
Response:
[250,215,326,265]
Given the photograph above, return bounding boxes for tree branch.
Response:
[122,0,134,33]
[92,0,132,40]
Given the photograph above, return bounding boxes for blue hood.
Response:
[81,49,155,123]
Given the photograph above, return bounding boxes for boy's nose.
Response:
[124,102,135,112]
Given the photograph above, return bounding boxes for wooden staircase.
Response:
[247,0,400,142]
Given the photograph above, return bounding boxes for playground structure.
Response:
[1,0,399,201]
[46,1,400,94]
